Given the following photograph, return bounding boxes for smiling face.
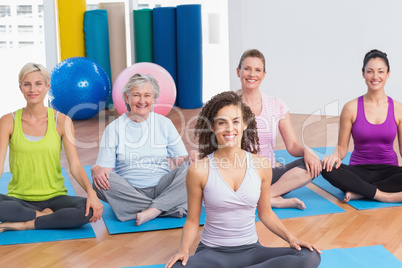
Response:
[212,104,247,149]
[362,57,390,92]
[19,71,49,105]
[124,82,155,121]
[237,57,266,91]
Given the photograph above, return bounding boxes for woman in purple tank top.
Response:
[166,91,321,268]
[322,49,402,203]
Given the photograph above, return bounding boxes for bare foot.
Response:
[375,190,402,203]
[136,208,162,226]
[271,196,306,210]
[344,192,364,202]
[36,208,54,218]
[169,211,185,218]
[0,220,35,232]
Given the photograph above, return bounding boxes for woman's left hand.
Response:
[85,191,103,223]
[289,239,322,254]
[304,149,322,178]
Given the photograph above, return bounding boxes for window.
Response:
[17,5,32,16]
[0,5,11,17]
[38,5,44,17]
[18,25,33,33]
[18,41,34,48]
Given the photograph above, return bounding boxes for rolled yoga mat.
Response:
[134,9,153,63]
[99,2,127,87]
[176,4,203,109]
[84,9,113,108]
[57,0,86,60]
[153,7,178,106]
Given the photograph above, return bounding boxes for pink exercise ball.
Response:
[112,62,176,116]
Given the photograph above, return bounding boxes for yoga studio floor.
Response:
[1,108,402,267]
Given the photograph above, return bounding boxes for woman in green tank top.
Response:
[0,63,103,232]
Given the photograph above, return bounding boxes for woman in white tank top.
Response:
[166,91,321,268]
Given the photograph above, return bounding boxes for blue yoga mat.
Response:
[84,165,343,234]
[276,147,402,210]
[176,4,203,109]
[271,186,344,219]
[0,169,96,245]
[84,9,113,108]
[83,166,206,234]
[313,176,402,210]
[153,7,178,106]
[319,244,402,267]
[131,244,402,268]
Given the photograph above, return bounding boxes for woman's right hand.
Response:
[91,165,110,190]
[322,153,341,172]
[165,251,189,268]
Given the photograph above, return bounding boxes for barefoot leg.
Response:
[271,196,306,210]
[136,207,162,226]
[271,167,310,209]
[0,219,35,232]
[374,190,402,203]
[344,192,364,202]
[36,208,54,218]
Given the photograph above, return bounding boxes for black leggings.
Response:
[0,194,92,229]
[172,241,321,268]
[272,158,306,184]
[321,164,402,199]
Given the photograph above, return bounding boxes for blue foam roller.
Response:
[84,9,113,108]
[176,4,203,109]
[153,7,178,106]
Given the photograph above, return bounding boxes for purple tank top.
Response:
[350,96,398,166]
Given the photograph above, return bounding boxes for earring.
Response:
[125,102,131,112]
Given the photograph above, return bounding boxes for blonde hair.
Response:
[19,63,50,86]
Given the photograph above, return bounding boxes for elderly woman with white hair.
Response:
[91,73,189,226]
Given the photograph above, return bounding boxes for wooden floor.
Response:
[1,108,402,267]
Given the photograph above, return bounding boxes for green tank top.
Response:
[8,108,67,201]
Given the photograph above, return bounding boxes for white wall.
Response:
[228,0,402,116]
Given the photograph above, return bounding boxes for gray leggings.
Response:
[0,194,91,229]
[172,241,321,268]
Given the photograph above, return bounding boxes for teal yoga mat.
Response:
[0,169,96,245]
[134,9,153,63]
[84,165,343,235]
[84,9,113,108]
[276,147,402,210]
[131,244,402,267]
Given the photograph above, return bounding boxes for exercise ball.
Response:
[49,57,111,120]
[112,62,176,116]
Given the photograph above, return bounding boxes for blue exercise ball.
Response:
[49,57,111,120]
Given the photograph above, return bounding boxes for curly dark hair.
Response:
[194,91,260,158]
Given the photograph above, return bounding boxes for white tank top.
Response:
[201,151,261,247]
